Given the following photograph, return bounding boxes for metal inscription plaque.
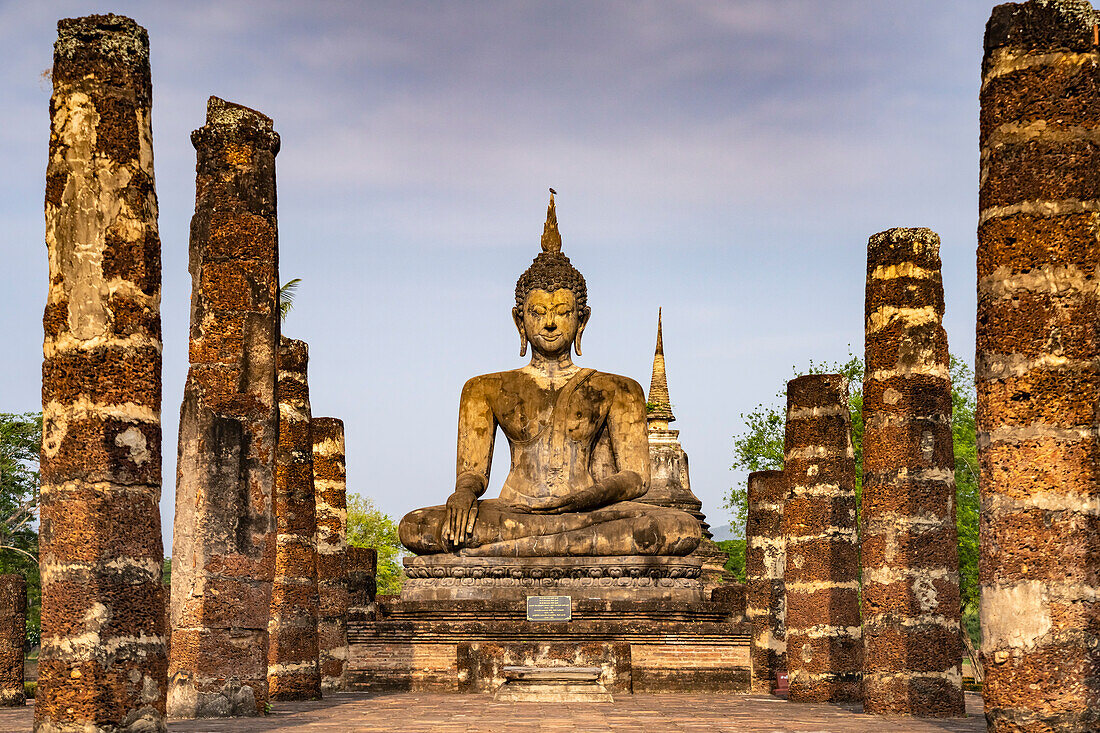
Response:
[526,595,572,622]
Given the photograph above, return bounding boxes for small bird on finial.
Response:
[549,187,557,195]
[541,189,562,253]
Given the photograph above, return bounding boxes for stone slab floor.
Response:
[0,692,984,732]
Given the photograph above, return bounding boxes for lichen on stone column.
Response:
[168,95,280,720]
[979,1,1100,729]
[37,14,168,733]
[745,470,786,694]
[782,375,861,703]
[861,227,964,717]
[0,576,26,707]
[312,417,349,693]
[268,337,321,701]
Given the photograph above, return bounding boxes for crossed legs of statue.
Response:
[399,499,701,557]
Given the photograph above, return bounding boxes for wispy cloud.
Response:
[0,1,988,537]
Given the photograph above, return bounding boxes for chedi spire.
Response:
[647,309,675,423]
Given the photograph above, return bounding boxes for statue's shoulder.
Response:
[460,371,506,397]
[589,370,646,400]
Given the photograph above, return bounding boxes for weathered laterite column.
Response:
[169,96,281,719]
[782,375,861,702]
[862,228,964,717]
[745,470,787,694]
[979,2,1100,729]
[312,417,348,693]
[38,15,167,732]
[346,546,378,607]
[268,337,321,700]
[0,575,26,707]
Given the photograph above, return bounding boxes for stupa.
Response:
[638,310,732,595]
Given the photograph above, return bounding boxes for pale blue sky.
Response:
[0,1,990,546]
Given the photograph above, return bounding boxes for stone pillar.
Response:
[0,576,26,707]
[347,547,378,607]
[745,470,787,694]
[862,228,964,717]
[979,2,1100,729]
[169,96,280,719]
[38,15,167,732]
[312,417,348,693]
[782,375,861,703]
[268,338,320,701]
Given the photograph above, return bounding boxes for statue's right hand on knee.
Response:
[442,472,484,548]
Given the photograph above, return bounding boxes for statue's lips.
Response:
[539,334,561,342]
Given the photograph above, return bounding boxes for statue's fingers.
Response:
[450,509,461,543]
[459,507,472,542]
[465,504,479,534]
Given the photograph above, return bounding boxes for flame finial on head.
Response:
[541,190,562,253]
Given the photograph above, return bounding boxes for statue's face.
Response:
[518,288,586,357]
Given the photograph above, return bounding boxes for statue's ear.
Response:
[512,306,527,357]
[574,306,591,357]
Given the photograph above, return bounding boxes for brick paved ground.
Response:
[0,692,984,732]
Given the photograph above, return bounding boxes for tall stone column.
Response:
[169,96,280,719]
[862,228,963,717]
[38,15,167,732]
[745,470,787,694]
[0,575,26,707]
[311,417,348,693]
[782,375,861,703]
[268,338,321,700]
[979,2,1100,729]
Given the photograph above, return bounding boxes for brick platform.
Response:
[0,692,987,731]
[348,598,749,694]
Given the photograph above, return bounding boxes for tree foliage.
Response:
[346,494,405,595]
[727,355,863,530]
[727,355,979,639]
[0,412,42,637]
[716,539,746,582]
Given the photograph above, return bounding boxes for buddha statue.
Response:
[398,194,701,565]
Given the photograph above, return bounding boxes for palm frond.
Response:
[279,278,302,322]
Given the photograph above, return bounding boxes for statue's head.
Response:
[513,193,590,358]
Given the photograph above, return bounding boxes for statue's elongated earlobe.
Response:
[574,306,591,357]
[513,306,528,357]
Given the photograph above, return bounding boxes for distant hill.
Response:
[709,523,743,542]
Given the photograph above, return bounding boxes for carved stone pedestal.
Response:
[494,666,612,702]
[402,555,704,602]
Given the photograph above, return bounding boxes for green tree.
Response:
[727,355,863,530]
[949,360,980,642]
[727,355,979,640]
[717,539,746,582]
[0,412,42,641]
[346,494,405,595]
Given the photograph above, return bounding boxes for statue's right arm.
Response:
[455,375,496,495]
[444,375,497,546]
